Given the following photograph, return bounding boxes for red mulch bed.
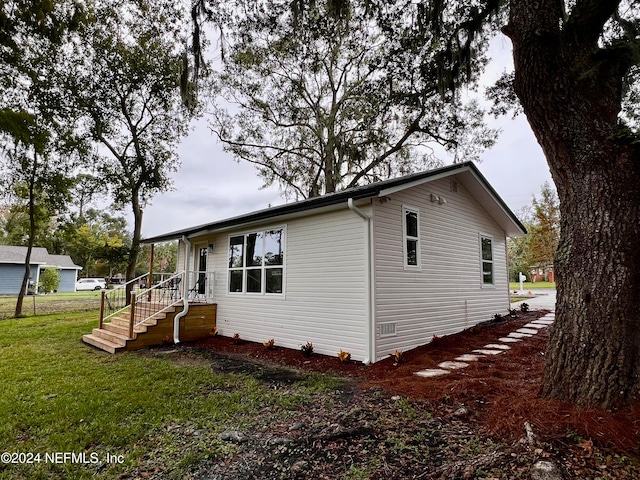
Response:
[192,310,640,454]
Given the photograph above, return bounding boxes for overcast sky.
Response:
[139,35,554,239]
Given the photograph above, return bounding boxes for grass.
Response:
[0,292,102,319]
[508,281,556,290]
[0,312,342,479]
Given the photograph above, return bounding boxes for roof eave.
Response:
[142,162,526,242]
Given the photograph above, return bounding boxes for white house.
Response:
[143,162,526,363]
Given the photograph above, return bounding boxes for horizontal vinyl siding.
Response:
[58,269,77,292]
[0,263,38,294]
[177,240,186,272]
[374,177,510,360]
[196,208,369,360]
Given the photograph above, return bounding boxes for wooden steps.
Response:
[82,332,124,354]
[82,303,217,354]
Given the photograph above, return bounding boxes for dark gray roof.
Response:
[0,246,82,269]
[143,162,527,243]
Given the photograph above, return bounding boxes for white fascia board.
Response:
[377,166,473,197]
[186,202,350,239]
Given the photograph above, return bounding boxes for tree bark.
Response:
[125,190,143,301]
[15,153,39,318]
[505,0,640,409]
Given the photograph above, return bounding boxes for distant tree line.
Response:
[508,183,560,283]
[0,202,177,280]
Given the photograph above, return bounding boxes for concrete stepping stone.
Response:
[438,361,469,369]
[472,349,504,355]
[532,319,554,325]
[455,353,483,362]
[499,337,521,343]
[484,344,510,350]
[508,331,532,338]
[414,369,450,378]
[516,328,540,335]
[523,323,546,329]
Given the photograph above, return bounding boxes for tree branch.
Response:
[346,110,425,188]
[565,0,622,46]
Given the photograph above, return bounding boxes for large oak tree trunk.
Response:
[505,0,640,408]
[125,193,143,302]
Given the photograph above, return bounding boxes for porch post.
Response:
[99,290,105,329]
[129,292,136,339]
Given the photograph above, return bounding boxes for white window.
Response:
[402,206,420,269]
[480,235,494,285]
[228,228,285,294]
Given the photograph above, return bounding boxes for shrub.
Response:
[301,341,314,357]
[520,302,530,312]
[39,268,60,294]
[337,349,351,363]
[391,350,403,366]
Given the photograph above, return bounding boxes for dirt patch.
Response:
[178,310,640,479]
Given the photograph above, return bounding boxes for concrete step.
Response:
[82,334,124,354]
[92,328,130,345]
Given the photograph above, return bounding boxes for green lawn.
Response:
[0,292,103,319]
[0,313,342,479]
[509,281,556,290]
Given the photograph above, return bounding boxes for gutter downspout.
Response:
[173,235,192,344]
[348,198,374,365]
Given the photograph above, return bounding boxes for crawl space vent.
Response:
[380,323,397,337]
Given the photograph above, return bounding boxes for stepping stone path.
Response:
[438,361,469,369]
[415,369,450,378]
[414,312,555,378]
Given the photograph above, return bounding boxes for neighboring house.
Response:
[530,263,555,283]
[0,246,82,294]
[143,162,526,363]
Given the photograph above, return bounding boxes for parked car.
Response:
[75,278,106,291]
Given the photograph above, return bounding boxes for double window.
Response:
[480,235,494,285]
[402,206,420,268]
[228,228,285,294]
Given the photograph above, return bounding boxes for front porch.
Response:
[82,271,217,353]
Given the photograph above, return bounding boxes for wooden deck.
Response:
[82,302,217,353]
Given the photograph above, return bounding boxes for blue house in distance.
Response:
[0,246,82,294]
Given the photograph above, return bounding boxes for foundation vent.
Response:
[379,323,397,337]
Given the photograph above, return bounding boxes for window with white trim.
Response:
[480,235,494,285]
[228,228,285,294]
[402,206,420,268]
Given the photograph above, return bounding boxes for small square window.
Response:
[406,239,418,266]
[229,270,243,292]
[265,268,283,293]
[246,269,262,293]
